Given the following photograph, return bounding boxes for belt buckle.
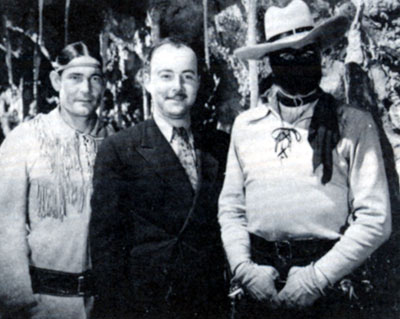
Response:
[275,240,292,264]
[78,275,85,296]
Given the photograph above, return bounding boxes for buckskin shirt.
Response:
[218,94,391,286]
[0,108,112,319]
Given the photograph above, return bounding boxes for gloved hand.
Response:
[277,264,329,309]
[234,260,280,306]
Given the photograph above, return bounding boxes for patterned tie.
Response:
[172,127,199,191]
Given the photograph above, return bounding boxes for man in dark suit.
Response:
[90,38,229,319]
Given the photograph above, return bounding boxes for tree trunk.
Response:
[64,0,71,46]
[203,0,210,69]
[3,17,13,89]
[148,8,161,44]
[32,0,44,117]
[142,86,150,120]
[143,7,162,119]
[98,31,109,122]
[247,0,258,108]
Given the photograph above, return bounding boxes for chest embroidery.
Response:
[32,116,98,221]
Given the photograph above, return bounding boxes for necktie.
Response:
[172,127,199,191]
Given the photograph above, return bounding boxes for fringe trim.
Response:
[31,115,97,221]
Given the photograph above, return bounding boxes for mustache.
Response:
[167,92,187,99]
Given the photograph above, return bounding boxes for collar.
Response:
[153,110,192,143]
[247,88,317,125]
[50,107,105,138]
[247,102,273,123]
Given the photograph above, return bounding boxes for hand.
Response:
[277,264,329,309]
[234,261,280,306]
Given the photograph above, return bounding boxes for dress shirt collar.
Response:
[153,109,192,143]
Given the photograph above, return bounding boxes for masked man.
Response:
[90,37,229,319]
[218,1,391,318]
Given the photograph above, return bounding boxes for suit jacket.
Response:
[90,119,229,319]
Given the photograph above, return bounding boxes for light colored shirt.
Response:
[218,94,391,285]
[0,108,112,318]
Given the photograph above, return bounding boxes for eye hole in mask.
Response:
[269,44,321,67]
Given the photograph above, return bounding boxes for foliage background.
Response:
[0,0,400,316]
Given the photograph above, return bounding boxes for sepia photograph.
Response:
[0,0,399,318]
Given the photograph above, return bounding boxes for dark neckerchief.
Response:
[276,89,321,107]
[307,90,340,185]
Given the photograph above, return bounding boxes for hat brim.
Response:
[234,15,349,60]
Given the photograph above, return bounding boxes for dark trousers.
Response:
[231,234,382,319]
[234,297,374,319]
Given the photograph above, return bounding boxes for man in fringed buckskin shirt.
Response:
[0,42,113,319]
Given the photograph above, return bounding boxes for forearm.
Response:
[316,115,391,285]
[315,212,390,285]
[0,234,36,315]
[0,130,36,314]
[219,212,251,273]
[218,128,251,272]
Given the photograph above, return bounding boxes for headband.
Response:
[53,56,102,73]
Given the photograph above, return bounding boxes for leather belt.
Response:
[29,266,94,297]
[250,233,337,280]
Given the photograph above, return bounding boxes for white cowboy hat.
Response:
[234,0,350,60]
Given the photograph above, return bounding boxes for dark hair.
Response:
[144,37,197,73]
[55,41,102,73]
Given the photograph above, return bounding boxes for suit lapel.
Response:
[173,130,220,237]
[136,119,194,200]
[134,120,219,227]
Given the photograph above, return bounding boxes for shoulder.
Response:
[233,106,269,129]
[0,114,48,165]
[102,121,145,147]
[97,120,151,159]
[0,114,44,150]
[229,106,270,145]
[96,120,117,138]
[337,103,372,122]
[3,121,33,141]
[336,103,377,136]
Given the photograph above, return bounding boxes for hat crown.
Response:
[264,0,315,42]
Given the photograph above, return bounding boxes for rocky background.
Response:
[0,0,400,316]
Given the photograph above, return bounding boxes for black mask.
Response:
[269,44,322,96]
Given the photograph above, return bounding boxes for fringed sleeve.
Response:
[0,123,37,317]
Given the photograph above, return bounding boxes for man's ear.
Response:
[49,71,61,92]
[143,71,152,94]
